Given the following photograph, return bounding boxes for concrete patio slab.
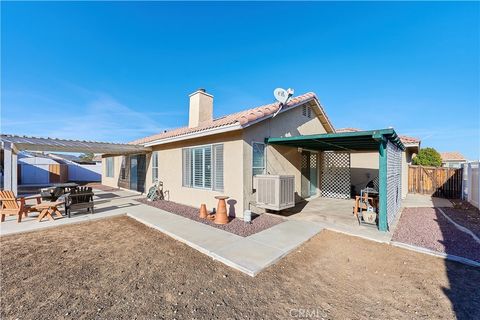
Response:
[402,194,453,208]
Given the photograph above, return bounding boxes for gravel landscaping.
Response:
[2,216,479,319]
[136,198,284,237]
[392,207,480,263]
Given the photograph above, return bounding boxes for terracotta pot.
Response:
[214,196,229,225]
[199,204,208,219]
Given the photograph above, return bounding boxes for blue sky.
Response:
[1,2,479,160]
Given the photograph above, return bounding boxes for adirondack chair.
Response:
[64,187,94,218]
[0,190,41,223]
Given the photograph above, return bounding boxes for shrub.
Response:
[412,147,442,167]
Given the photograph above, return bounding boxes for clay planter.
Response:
[214,196,229,225]
[199,204,208,219]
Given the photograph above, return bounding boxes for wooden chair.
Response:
[65,187,94,218]
[0,190,41,223]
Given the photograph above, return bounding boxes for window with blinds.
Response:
[152,152,159,182]
[182,144,223,191]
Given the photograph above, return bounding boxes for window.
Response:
[182,144,223,191]
[106,157,114,177]
[152,152,159,182]
[252,142,266,177]
[120,156,126,180]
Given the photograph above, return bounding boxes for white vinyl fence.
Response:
[67,163,101,182]
[463,161,479,208]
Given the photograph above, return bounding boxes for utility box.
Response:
[254,175,295,211]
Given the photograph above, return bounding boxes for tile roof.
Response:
[398,135,420,144]
[131,92,333,145]
[335,128,362,133]
[336,128,420,145]
[440,152,466,161]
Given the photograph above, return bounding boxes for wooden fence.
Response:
[49,164,68,184]
[408,165,463,198]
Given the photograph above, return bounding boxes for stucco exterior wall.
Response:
[242,104,329,213]
[101,155,123,188]
[146,131,245,217]
[350,152,379,195]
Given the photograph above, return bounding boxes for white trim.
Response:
[189,90,214,98]
[144,123,242,147]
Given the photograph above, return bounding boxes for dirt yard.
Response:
[1,217,479,320]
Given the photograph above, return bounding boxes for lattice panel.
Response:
[320,152,351,199]
[310,153,317,169]
[386,141,402,226]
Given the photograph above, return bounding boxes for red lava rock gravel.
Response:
[392,207,480,263]
[136,198,284,237]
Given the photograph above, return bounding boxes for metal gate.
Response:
[320,152,351,199]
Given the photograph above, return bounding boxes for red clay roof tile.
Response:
[131,92,329,145]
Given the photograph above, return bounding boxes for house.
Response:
[440,152,467,168]
[101,89,416,231]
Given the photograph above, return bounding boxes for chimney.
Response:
[189,88,213,128]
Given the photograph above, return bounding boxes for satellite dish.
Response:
[273,88,294,117]
[274,88,289,104]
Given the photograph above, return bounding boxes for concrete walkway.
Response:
[128,209,322,276]
[402,194,453,208]
[1,189,322,276]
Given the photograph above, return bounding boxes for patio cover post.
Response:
[378,138,388,231]
[3,141,18,195]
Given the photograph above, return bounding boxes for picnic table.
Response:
[41,183,79,201]
[34,201,65,222]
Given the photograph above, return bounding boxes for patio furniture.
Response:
[353,190,379,225]
[64,187,94,218]
[41,183,79,201]
[34,201,64,222]
[0,190,41,223]
[214,196,229,225]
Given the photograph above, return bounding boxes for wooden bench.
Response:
[65,187,94,218]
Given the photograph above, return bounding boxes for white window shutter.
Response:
[182,148,192,187]
[213,144,224,191]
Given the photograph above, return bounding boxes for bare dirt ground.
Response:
[1,216,479,320]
